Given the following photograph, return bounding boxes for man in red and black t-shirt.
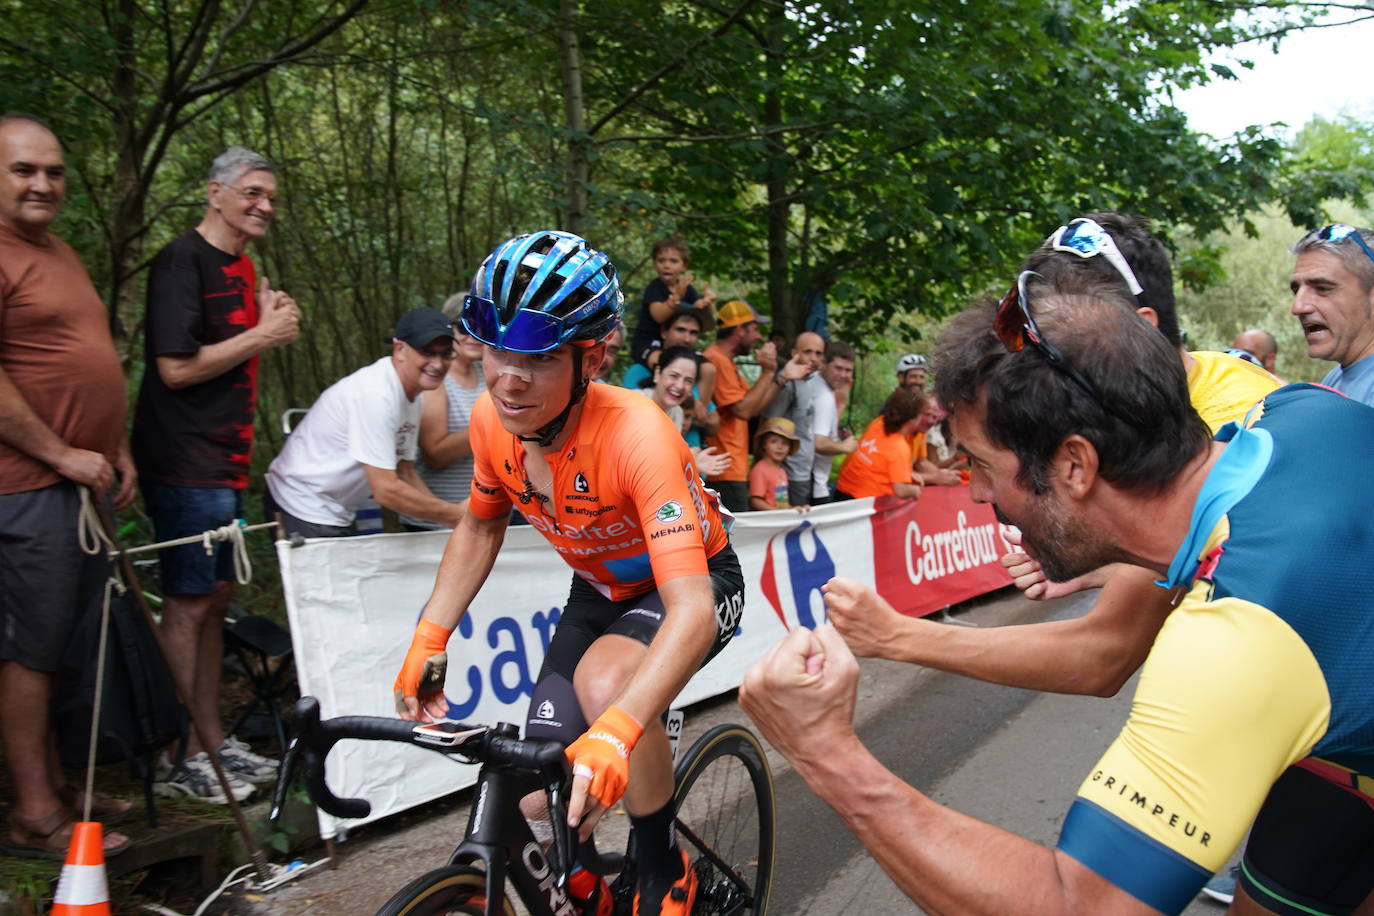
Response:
[132,146,299,803]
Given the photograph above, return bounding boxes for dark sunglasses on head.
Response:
[995,270,1137,426]
[1046,218,1143,297]
[1306,224,1374,268]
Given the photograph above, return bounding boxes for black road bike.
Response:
[273,697,775,915]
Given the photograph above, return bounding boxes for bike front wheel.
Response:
[374,863,517,916]
[672,724,776,915]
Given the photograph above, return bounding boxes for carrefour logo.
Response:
[655,501,684,523]
[759,519,835,631]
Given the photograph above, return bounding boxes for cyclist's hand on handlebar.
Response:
[394,619,453,721]
[566,706,643,835]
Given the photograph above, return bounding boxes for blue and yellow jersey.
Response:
[1057,385,1374,914]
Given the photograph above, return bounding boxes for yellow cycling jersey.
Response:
[1186,350,1280,434]
[1057,386,1374,914]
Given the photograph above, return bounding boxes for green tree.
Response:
[0,0,368,344]
[541,0,1333,341]
[1275,114,1374,228]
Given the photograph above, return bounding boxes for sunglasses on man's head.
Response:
[994,270,1136,426]
[1306,224,1374,269]
[1046,218,1144,297]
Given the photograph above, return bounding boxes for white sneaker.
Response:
[154,751,254,805]
[218,736,279,785]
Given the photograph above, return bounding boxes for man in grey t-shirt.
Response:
[764,331,828,507]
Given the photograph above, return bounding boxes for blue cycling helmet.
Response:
[462,230,624,353]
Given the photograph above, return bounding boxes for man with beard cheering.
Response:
[741,267,1374,916]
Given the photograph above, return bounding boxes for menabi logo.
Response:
[758,519,835,631]
[655,501,684,523]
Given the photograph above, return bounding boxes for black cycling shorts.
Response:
[524,545,744,746]
[1239,764,1374,916]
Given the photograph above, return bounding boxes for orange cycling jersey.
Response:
[467,382,730,601]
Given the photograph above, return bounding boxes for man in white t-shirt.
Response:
[265,307,465,536]
[810,340,857,503]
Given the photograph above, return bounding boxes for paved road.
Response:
[231,588,1234,914]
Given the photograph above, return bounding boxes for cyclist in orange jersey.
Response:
[394,231,742,916]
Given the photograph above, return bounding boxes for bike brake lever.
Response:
[543,759,576,890]
[268,734,303,823]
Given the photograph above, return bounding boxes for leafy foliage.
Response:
[1175,117,1374,383]
[3,0,1372,453]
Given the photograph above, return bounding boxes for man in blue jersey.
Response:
[1291,224,1374,404]
[742,266,1374,916]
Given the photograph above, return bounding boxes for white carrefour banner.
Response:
[278,497,993,838]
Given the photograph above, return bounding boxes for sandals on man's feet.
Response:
[58,786,136,824]
[3,808,131,860]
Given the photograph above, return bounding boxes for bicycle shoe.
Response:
[633,848,696,916]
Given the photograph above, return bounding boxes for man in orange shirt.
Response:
[834,388,925,501]
[701,300,808,512]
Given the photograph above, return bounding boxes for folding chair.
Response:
[223,607,295,755]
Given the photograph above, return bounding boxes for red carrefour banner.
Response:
[870,486,1016,617]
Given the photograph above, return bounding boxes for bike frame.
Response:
[274,701,621,916]
[446,761,583,916]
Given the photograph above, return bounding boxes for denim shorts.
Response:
[143,483,244,595]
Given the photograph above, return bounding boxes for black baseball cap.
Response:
[393,307,455,349]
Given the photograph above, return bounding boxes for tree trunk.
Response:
[558,0,588,234]
[107,0,144,355]
[763,2,793,340]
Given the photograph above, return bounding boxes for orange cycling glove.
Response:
[565,706,644,810]
[393,619,452,717]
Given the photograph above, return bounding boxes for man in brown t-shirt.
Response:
[0,115,135,857]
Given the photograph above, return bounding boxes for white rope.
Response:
[89,513,277,586]
[124,520,277,585]
[138,856,333,916]
[81,574,126,823]
[77,486,116,557]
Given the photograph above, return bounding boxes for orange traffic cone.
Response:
[51,821,111,915]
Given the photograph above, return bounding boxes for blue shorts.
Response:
[143,483,243,595]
